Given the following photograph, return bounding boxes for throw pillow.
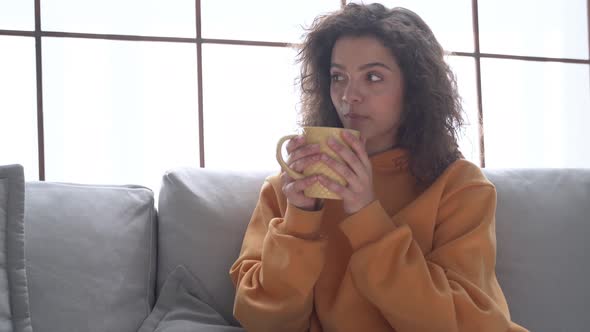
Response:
[138,265,244,332]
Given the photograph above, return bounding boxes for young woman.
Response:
[230,4,527,331]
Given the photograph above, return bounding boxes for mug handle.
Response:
[276,134,304,180]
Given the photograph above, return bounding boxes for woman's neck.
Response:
[366,137,398,156]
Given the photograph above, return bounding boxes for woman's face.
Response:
[330,35,404,155]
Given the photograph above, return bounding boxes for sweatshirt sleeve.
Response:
[229,179,328,332]
[339,183,527,332]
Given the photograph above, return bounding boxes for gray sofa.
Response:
[18,166,590,331]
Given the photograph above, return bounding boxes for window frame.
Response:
[0,0,588,180]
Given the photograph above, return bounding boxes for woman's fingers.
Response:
[319,154,361,189]
[286,142,321,166]
[327,136,366,179]
[290,154,321,173]
[342,131,372,170]
[289,175,319,192]
[318,132,375,215]
[281,173,320,209]
[280,171,293,186]
[285,135,305,154]
[281,172,316,194]
[317,175,353,200]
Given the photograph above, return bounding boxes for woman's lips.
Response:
[345,113,368,120]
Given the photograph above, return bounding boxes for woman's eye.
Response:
[331,73,345,82]
[368,73,382,82]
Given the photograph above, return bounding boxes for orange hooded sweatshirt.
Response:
[230,149,527,332]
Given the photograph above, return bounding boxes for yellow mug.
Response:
[276,126,360,200]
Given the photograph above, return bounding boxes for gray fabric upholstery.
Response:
[158,167,589,331]
[24,181,157,332]
[484,168,590,332]
[138,265,244,332]
[21,165,586,330]
[0,165,32,332]
[157,167,273,326]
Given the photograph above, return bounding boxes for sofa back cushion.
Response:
[157,167,271,326]
[159,167,590,331]
[484,168,590,332]
[25,182,157,332]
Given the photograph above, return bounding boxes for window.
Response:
[0,36,38,181]
[201,44,300,170]
[42,38,199,191]
[1,0,588,192]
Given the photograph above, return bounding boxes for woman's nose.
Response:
[342,81,363,104]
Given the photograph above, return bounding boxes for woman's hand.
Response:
[318,131,374,215]
[280,135,324,211]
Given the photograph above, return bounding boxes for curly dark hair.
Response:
[296,3,465,185]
